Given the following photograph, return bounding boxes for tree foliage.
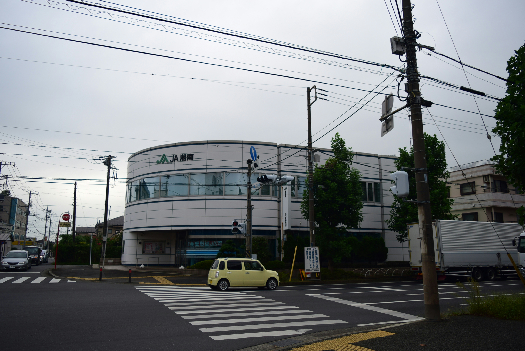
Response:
[216,239,243,258]
[301,133,363,265]
[251,237,272,264]
[491,44,525,225]
[491,44,525,192]
[387,133,456,242]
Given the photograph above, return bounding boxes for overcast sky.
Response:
[1,0,523,240]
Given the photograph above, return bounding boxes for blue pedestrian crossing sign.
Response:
[250,146,257,161]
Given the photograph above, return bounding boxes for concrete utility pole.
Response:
[307,86,317,247]
[402,0,440,320]
[72,182,77,241]
[101,155,115,272]
[246,159,253,258]
[23,191,33,246]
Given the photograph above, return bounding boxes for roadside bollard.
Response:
[129,269,132,283]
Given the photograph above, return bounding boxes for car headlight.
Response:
[215,271,219,278]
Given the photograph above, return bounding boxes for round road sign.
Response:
[62,213,70,222]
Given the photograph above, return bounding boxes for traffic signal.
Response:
[257,174,278,183]
[390,171,409,197]
[232,220,240,234]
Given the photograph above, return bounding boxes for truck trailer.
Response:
[408,220,525,281]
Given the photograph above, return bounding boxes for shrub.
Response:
[188,259,215,270]
[264,260,289,271]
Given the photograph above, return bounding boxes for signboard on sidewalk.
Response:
[59,221,71,227]
[304,246,320,273]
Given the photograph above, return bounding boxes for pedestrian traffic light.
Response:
[390,171,409,197]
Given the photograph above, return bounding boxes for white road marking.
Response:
[49,278,61,283]
[13,277,31,283]
[67,280,76,283]
[190,313,328,325]
[181,309,314,320]
[0,271,40,274]
[209,329,311,341]
[307,294,420,321]
[200,319,347,333]
[31,277,46,283]
[358,287,406,292]
[0,277,14,283]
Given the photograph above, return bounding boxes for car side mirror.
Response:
[512,239,516,246]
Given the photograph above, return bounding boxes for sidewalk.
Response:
[239,315,525,350]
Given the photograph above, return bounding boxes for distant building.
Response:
[95,216,123,239]
[76,226,96,237]
[449,160,525,223]
[0,193,29,254]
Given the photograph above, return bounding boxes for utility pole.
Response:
[23,191,33,246]
[72,182,77,241]
[246,159,253,258]
[44,206,50,246]
[307,86,317,247]
[402,0,440,320]
[101,155,115,274]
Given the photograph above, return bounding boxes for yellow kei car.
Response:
[208,258,279,291]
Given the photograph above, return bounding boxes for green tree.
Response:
[387,133,456,242]
[301,133,363,266]
[491,44,525,226]
[252,237,272,264]
[216,239,243,258]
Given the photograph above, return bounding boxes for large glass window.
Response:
[206,173,224,195]
[189,173,206,195]
[137,177,160,200]
[225,173,256,195]
[297,177,308,198]
[161,174,189,197]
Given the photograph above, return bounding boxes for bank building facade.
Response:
[122,140,403,266]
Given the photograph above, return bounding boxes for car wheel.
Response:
[266,278,278,290]
[217,279,229,291]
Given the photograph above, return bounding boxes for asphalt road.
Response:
[1,263,523,351]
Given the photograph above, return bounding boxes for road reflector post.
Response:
[129,269,132,283]
[99,267,102,281]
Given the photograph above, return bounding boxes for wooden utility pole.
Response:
[246,159,253,258]
[402,0,440,320]
[307,86,317,247]
[23,191,33,246]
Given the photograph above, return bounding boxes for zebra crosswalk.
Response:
[0,276,75,284]
[136,286,347,341]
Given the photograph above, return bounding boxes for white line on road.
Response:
[0,272,40,274]
[307,294,420,321]
[31,277,46,283]
[200,319,347,333]
[191,313,329,325]
[0,277,14,283]
[49,278,61,283]
[209,329,312,341]
[13,277,31,283]
[181,309,314,320]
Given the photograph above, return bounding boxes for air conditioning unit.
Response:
[483,175,490,183]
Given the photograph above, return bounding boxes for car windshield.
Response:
[6,252,26,258]
[24,247,39,255]
[211,260,219,269]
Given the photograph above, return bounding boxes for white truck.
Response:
[408,220,525,281]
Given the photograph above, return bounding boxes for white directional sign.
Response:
[304,247,320,273]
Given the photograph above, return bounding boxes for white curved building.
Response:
[122,140,403,266]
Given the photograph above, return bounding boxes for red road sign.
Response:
[62,213,70,222]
